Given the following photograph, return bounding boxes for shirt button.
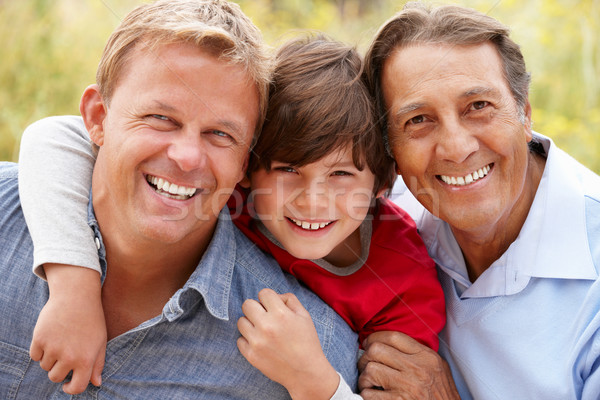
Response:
[95,237,101,250]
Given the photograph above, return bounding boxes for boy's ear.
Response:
[80,84,107,146]
[375,186,388,199]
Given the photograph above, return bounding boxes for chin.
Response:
[287,247,329,261]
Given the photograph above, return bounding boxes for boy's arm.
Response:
[31,265,106,394]
[18,116,105,394]
[18,116,100,278]
[237,288,362,400]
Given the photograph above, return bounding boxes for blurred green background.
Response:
[1,0,598,172]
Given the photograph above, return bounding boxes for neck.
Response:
[95,217,214,340]
[453,151,546,281]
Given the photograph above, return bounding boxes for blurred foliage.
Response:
[1,0,598,173]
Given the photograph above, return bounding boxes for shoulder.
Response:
[0,163,35,294]
[0,162,18,180]
[371,198,434,268]
[0,162,20,212]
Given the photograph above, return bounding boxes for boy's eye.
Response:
[275,167,296,172]
[331,170,353,177]
[274,166,297,173]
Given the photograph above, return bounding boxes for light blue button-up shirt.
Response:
[0,162,359,399]
[391,133,600,400]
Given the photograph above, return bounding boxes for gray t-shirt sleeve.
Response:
[330,372,363,400]
[18,116,99,279]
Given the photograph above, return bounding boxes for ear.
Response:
[80,84,107,146]
[523,99,533,143]
[239,174,251,188]
[375,186,388,199]
[237,153,251,188]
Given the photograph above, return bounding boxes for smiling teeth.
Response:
[440,165,491,186]
[290,218,332,230]
[146,175,197,198]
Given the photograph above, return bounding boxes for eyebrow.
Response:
[151,100,177,112]
[390,102,425,126]
[461,86,500,98]
[325,160,359,170]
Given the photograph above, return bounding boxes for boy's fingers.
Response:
[29,341,43,362]
[279,292,309,316]
[257,288,282,311]
[39,353,58,372]
[90,350,105,387]
[241,298,267,321]
[62,367,92,395]
[46,360,72,383]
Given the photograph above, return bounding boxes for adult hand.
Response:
[30,264,106,395]
[358,331,460,400]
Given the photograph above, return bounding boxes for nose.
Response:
[292,178,329,213]
[166,129,206,172]
[435,117,479,163]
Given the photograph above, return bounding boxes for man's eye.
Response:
[211,130,230,138]
[471,101,489,110]
[152,114,169,121]
[408,115,425,125]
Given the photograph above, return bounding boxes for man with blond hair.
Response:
[0,0,358,397]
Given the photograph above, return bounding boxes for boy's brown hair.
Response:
[249,34,397,195]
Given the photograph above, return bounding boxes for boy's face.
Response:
[249,144,382,266]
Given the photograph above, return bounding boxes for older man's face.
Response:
[382,42,534,236]
[90,42,259,246]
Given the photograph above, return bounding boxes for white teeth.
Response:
[146,175,197,199]
[440,164,491,186]
[290,218,332,231]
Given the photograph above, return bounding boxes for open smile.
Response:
[288,217,334,231]
[438,164,493,186]
[146,174,200,200]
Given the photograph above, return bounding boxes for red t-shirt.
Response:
[228,187,445,350]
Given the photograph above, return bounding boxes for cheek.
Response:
[393,140,431,178]
[337,191,372,221]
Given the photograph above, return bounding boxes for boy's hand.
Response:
[29,264,107,395]
[237,288,340,400]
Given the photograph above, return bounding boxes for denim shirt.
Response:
[0,162,359,399]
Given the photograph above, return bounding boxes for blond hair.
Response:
[96,0,271,134]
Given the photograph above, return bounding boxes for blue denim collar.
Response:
[86,189,235,321]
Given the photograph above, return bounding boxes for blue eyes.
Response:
[210,130,230,138]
